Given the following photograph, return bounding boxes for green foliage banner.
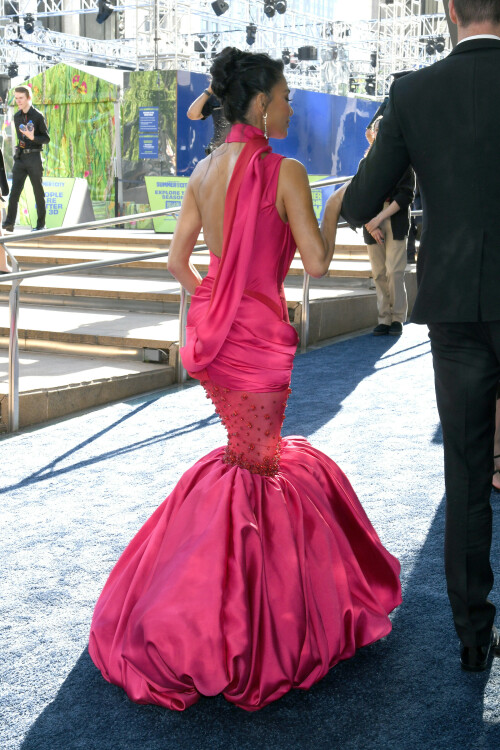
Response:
[8,64,117,210]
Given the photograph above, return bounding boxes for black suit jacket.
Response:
[342,38,500,324]
[0,149,8,196]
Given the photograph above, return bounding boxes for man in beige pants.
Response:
[362,117,415,336]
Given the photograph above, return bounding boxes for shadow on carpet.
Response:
[2,325,499,749]
[20,496,500,750]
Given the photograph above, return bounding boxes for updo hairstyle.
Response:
[210,47,284,125]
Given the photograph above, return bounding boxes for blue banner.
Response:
[139,107,159,132]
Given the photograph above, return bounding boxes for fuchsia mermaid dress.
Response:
[89,124,401,712]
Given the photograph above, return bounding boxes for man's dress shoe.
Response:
[2,223,14,232]
[461,626,500,671]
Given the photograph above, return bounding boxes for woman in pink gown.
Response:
[89,48,401,712]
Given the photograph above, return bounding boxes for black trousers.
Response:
[428,321,500,646]
[6,151,45,228]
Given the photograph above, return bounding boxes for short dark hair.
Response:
[454,0,500,25]
[14,85,32,98]
[210,47,284,125]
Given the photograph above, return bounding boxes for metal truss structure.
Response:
[0,1,452,98]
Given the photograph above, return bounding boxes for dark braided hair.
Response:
[210,47,284,125]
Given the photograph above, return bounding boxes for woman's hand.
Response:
[365,215,382,235]
[369,226,384,244]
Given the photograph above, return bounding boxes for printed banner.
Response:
[139,107,159,132]
[145,176,188,233]
[19,177,76,228]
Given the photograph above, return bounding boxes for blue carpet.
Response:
[1,323,499,749]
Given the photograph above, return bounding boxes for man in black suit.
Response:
[341,0,500,671]
[3,85,50,232]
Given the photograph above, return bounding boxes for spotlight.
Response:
[211,0,229,15]
[365,75,376,96]
[8,62,18,78]
[275,0,287,13]
[264,0,275,18]
[246,24,256,46]
[23,13,35,34]
[426,39,436,55]
[435,35,445,53]
[281,48,290,65]
[96,0,113,24]
[298,46,317,61]
[370,50,377,68]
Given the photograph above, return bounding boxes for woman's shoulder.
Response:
[277,156,307,177]
[276,157,309,190]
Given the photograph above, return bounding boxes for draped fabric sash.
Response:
[181,124,271,374]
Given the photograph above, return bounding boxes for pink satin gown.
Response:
[89,124,402,712]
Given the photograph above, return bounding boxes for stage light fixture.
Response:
[365,75,376,96]
[96,0,114,24]
[246,24,257,46]
[23,13,35,33]
[275,0,287,14]
[8,62,18,78]
[298,46,317,61]
[211,0,229,16]
[281,48,291,65]
[264,0,275,18]
[370,51,377,68]
[435,35,445,53]
[426,39,436,55]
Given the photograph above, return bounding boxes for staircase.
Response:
[0,228,416,431]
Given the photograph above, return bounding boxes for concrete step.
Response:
[0,303,179,365]
[0,348,175,432]
[13,249,374,280]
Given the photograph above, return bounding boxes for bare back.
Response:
[189,143,245,257]
[189,142,290,257]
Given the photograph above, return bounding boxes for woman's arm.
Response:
[167,181,204,295]
[187,87,213,121]
[279,159,346,278]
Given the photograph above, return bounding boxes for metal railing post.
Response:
[5,248,20,432]
[177,286,188,383]
[301,272,311,353]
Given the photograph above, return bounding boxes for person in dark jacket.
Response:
[362,116,415,336]
[3,84,50,232]
[0,147,10,272]
[341,0,500,671]
[187,82,230,154]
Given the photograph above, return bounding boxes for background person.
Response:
[187,82,230,154]
[341,0,500,672]
[362,116,415,337]
[0,146,10,272]
[3,85,50,233]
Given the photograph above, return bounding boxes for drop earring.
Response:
[263,112,268,139]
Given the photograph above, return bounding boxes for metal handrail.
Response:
[1,179,423,433]
[1,206,183,433]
